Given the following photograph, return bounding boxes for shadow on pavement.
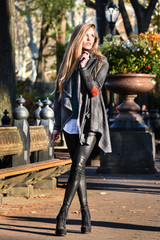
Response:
[1,216,160,234]
[58,179,160,195]
[86,182,160,195]
[58,167,160,195]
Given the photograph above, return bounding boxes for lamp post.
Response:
[105,2,119,36]
[105,2,119,123]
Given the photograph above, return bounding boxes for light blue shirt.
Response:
[63,119,79,134]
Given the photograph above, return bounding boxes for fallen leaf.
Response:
[100,192,107,195]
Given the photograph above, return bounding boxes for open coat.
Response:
[54,54,112,153]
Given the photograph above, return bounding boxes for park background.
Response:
[0,3,160,238]
[0,0,160,124]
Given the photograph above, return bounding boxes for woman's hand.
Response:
[51,130,60,142]
[80,51,90,68]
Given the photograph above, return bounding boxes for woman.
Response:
[51,23,111,236]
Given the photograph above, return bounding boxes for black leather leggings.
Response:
[62,131,97,209]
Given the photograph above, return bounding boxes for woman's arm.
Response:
[53,85,61,131]
[80,57,109,97]
[51,129,60,142]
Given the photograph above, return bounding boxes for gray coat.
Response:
[54,54,112,153]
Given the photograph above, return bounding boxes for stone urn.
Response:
[105,73,155,130]
[98,73,157,174]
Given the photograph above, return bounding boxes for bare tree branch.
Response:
[130,0,145,13]
[119,0,133,38]
[146,0,158,24]
[84,0,96,9]
[130,0,158,33]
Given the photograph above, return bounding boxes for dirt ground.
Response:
[0,163,160,240]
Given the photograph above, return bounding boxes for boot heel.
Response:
[56,228,67,236]
[55,207,68,236]
[81,207,91,234]
[81,225,91,234]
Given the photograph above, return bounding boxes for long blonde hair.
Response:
[56,23,104,94]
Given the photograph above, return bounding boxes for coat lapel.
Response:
[63,77,72,97]
[62,78,73,111]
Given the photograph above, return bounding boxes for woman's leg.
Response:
[63,132,88,208]
[63,132,91,233]
[63,131,96,208]
[56,132,96,235]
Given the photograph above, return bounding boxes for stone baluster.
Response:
[32,99,43,126]
[1,109,11,126]
[33,98,55,189]
[140,109,150,127]
[149,109,160,139]
[0,112,2,126]
[12,95,30,166]
[39,97,54,160]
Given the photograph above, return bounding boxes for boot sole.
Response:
[81,226,91,234]
[56,229,67,236]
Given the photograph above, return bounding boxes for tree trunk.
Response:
[95,0,110,44]
[26,6,38,82]
[0,0,16,121]
[130,0,158,33]
[119,0,133,38]
[56,11,66,71]
[84,0,113,43]
[36,16,49,83]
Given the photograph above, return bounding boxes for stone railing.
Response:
[0,95,55,168]
[0,95,71,202]
[108,107,160,140]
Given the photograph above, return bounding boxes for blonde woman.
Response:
[51,23,111,236]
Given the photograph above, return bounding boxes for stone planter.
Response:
[98,73,157,174]
[105,73,155,130]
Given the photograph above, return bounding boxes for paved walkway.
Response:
[0,155,160,240]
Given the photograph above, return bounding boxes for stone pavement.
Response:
[0,155,160,240]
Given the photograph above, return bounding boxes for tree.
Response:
[119,0,133,38]
[0,0,16,119]
[84,0,110,44]
[151,1,160,33]
[151,2,160,99]
[84,0,158,41]
[119,0,158,38]
[15,3,39,82]
[36,14,50,83]
[130,0,158,34]
[20,0,76,83]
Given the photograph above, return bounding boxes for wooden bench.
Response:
[0,158,71,179]
[0,125,52,167]
[0,126,71,203]
[0,158,71,204]
[0,158,71,189]
[0,126,23,156]
[30,125,49,152]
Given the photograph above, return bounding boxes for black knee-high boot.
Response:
[56,206,69,236]
[55,133,97,235]
[56,171,91,235]
[81,206,91,233]
[77,171,91,233]
[56,169,82,236]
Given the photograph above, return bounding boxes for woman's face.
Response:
[82,27,95,50]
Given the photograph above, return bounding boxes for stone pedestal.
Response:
[7,184,33,197]
[97,130,157,174]
[12,95,30,166]
[40,98,54,161]
[101,74,157,174]
[33,177,57,190]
